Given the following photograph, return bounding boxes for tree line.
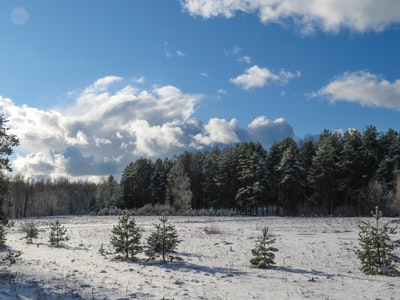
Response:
[5,125,400,218]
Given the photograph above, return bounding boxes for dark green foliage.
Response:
[0,223,6,249]
[356,207,397,275]
[94,175,121,212]
[111,211,142,260]
[0,115,19,245]
[6,126,400,217]
[146,215,180,263]
[120,158,153,209]
[250,227,278,269]
[22,221,39,244]
[49,220,68,247]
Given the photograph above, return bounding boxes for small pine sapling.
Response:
[22,221,39,244]
[250,227,278,269]
[146,214,181,263]
[49,220,68,247]
[356,206,397,275]
[110,211,142,260]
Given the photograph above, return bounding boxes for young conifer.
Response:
[250,227,278,269]
[49,220,68,247]
[110,211,142,260]
[356,206,397,275]
[146,214,180,263]
[22,221,39,244]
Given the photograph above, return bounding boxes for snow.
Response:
[1,216,399,299]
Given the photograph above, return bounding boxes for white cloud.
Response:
[1,77,295,180]
[248,116,294,145]
[181,0,400,34]
[12,152,67,179]
[238,55,251,64]
[230,65,300,90]
[225,46,252,64]
[313,70,400,110]
[193,118,240,146]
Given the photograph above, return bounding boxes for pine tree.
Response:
[110,211,142,260]
[0,223,6,249]
[0,115,19,248]
[49,220,68,247]
[250,227,278,269]
[22,221,39,244]
[146,215,180,263]
[356,206,397,275]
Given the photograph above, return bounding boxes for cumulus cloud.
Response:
[312,71,400,110]
[248,116,294,145]
[180,0,400,34]
[231,65,300,90]
[193,118,240,146]
[0,77,294,180]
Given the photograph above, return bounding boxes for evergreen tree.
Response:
[110,211,142,260]
[250,227,278,269]
[216,146,240,209]
[120,159,153,209]
[146,215,180,263]
[0,223,6,249]
[310,130,343,214]
[356,206,397,275]
[278,139,304,215]
[94,175,121,211]
[22,221,39,244]
[49,220,68,247]
[0,114,19,246]
[235,142,268,212]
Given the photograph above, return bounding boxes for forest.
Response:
[5,125,400,218]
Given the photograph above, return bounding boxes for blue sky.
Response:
[1,0,400,181]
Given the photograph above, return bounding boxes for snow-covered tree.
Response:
[94,175,121,211]
[278,140,304,215]
[0,223,6,249]
[356,206,397,275]
[0,115,19,247]
[22,221,39,244]
[110,211,142,260]
[168,165,192,214]
[146,215,180,263]
[49,220,68,247]
[250,227,278,269]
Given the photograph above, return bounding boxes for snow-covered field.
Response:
[1,215,399,299]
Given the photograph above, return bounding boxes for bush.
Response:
[136,203,175,216]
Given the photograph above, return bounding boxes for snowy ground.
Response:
[1,215,399,300]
